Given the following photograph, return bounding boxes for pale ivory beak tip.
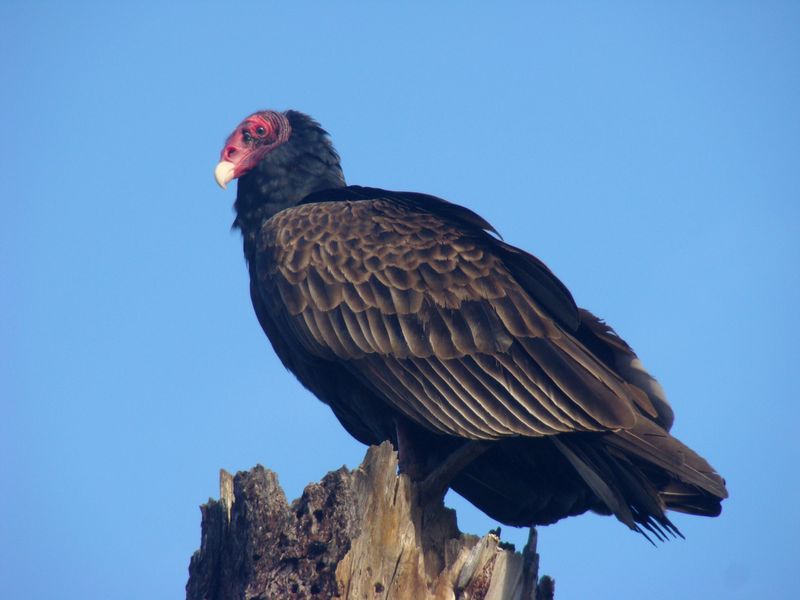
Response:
[214,161,236,190]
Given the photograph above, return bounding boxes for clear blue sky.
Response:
[2,2,798,599]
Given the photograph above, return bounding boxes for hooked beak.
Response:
[214,161,236,190]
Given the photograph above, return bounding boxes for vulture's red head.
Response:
[215,110,345,228]
[214,111,292,189]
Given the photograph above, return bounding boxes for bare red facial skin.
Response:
[219,111,291,180]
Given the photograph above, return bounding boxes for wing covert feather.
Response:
[255,199,642,440]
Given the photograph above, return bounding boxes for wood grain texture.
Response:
[186,442,553,600]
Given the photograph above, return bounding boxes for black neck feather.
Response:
[233,111,346,263]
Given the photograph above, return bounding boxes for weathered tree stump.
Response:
[187,442,554,599]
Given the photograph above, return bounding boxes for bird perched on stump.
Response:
[214,109,727,541]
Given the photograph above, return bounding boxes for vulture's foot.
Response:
[419,441,489,503]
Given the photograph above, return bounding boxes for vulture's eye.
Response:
[242,130,252,142]
[256,126,266,136]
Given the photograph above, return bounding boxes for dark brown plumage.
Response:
[216,110,727,540]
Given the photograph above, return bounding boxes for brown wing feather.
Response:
[577,308,675,430]
[255,199,642,440]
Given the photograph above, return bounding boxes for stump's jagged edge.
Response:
[187,442,554,599]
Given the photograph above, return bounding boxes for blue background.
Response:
[3,2,798,598]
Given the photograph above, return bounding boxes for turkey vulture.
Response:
[215,109,727,539]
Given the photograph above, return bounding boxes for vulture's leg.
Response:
[419,441,489,502]
[395,418,489,500]
[394,418,426,481]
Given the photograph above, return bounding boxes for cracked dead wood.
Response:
[186,442,555,600]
